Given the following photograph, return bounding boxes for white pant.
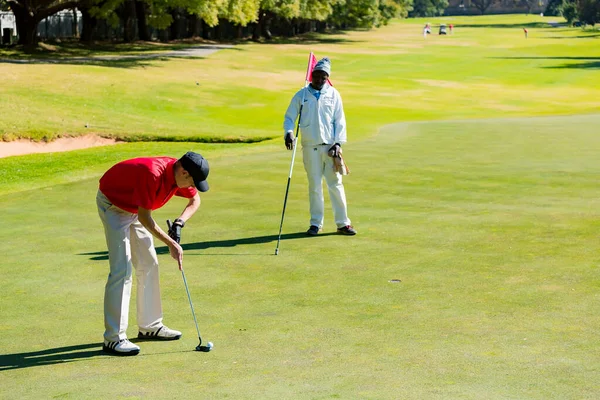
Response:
[96,190,163,342]
[302,145,351,228]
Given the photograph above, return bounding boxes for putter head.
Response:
[196,341,213,352]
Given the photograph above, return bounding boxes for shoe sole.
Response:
[337,230,357,236]
[102,345,140,356]
[137,332,182,341]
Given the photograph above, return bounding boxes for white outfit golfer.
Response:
[284,83,351,228]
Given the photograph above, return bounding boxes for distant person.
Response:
[449,23,454,34]
[283,57,356,236]
[423,23,431,37]
[97,152,210,355]
[523,28,528,38]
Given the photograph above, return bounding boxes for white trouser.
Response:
[96,190,163,342]
[302,145,351,228]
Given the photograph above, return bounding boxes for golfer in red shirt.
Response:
[96,151,209,356]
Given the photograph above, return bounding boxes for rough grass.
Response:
[0,14,599,142]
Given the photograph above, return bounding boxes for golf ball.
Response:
[207,342,214,349]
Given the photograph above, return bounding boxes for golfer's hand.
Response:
[168,218,184,243]
[328,144,342,158]
[285,132,295,150]
[169,242,183,270]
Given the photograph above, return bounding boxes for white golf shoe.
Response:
[138,325,182,341]
[102,339,140,356]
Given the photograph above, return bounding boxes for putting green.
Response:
[1,113,599,398]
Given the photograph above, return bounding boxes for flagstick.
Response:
[275,52,314,255]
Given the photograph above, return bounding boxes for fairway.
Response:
[1,14,600,400]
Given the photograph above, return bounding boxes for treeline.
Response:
[3,0,412,45]
[545,0,600,26]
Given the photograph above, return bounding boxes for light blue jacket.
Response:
[283,84,347,147]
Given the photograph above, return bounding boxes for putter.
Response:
[167,220,213,352]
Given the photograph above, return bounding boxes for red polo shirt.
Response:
[99,157,197,214]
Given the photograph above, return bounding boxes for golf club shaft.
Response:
[275,100,306,255]
[181,267,202,343]
[168,219,202,344]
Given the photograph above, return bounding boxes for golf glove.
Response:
[333,155,350,176]
[328,143,342,158]
[168,218,185,244]
[285,132,296,150]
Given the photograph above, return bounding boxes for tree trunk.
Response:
[10,3,39,45]
[213,20,221,40]
[316,21,327,33]
[252,12,263,41]
[253,11,273,41]
[80,7,99,42]
[170,8,187,40]
[122,0,137,42]
[72,8,79,38]
[135,0,151,41]
[201,20,210,39]
[186,13,199,38]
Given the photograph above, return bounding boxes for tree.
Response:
[219,0,260,27]
[329,0,412,30]
[518,0,539,14]
[8,0,80,45]
[545,0,563,16]
[253,0,299,40]
[470,0,496,14]
[408,0,447,17]
[330,0,380,29]
[577,0,600,25]
[299,0,337,20]
[379,0,413,22]
[559,0,578,24]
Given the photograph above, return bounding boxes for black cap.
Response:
[179,152,209,192]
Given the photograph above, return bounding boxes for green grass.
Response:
[1,14,600,399]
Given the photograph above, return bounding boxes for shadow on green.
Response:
[0,343,104,371]
[0,343,194,370]
[78,231,339,260]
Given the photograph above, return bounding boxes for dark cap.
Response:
[179,151,209,192]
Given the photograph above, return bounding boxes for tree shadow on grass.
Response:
[0,55,214,68]
[79,231,333,260]
[540,33,600,39]
[455,22,555,29]
[234,30,360,45]
[546,61,600,69]
[0,343,105,371]
[0,45,238,68]
[491,56,600,70]
[0,57,170,68]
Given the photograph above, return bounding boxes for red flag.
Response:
[305,52,333,86]
[305,52,318,82]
